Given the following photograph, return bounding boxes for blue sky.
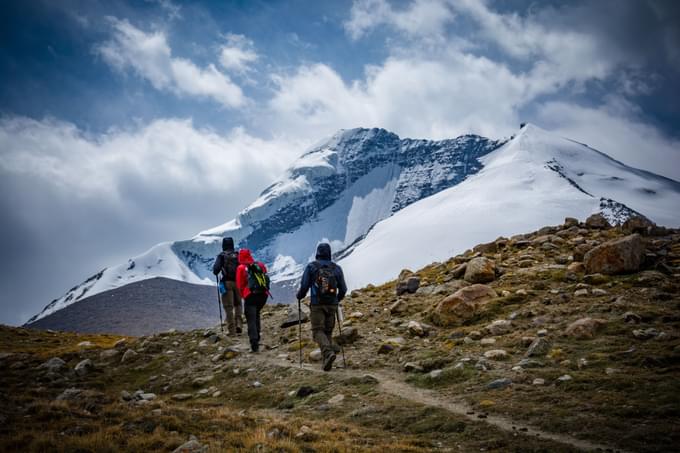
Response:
[1,0,679,325]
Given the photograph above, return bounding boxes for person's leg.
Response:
[244,298,259,352]
[321,305,337,370]
[222,284,236,335]
[227,282,242,333]
[310,305,334,370]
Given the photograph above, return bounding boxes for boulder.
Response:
[396,274,421,296]
[483,349,509,360]
[38,357,66,372]
[407,320,427,337]
[485,319,512,336]
[584,234,645,275]
[450,263,467,279]
[564,318,607,339]
[74,359,94,377]
[100,349,121,361]
[567,262,585,273]
[564,217,579,228]
[487,378,512,390]
[334,326,359,345]
[121,349,139,364]
[622,215,655,235]
[309,349,323,362]
[525,338,551,357]
[280,304,310,328]
[585,213,610,229]
[389,299,407,314]
[431,284,497,327]
[464,257,496,283]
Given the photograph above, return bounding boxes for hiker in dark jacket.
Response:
[212,237,242,336]
[297,242,347,371]
[235,248,269,353]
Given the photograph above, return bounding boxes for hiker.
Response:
[296,243,347,371]
[212,237,243,336]
[235,249,270,352]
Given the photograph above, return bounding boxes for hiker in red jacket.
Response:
[236,249,270,352]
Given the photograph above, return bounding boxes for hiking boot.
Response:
[323,352,336,372]
[251,343,259,353]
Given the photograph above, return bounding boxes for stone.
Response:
[407,320,426,337]
[38,357,66,372]
[429,369,443,379]
[431,284,497,327]
[151,409,162,416]
[309,349,323,362]
[487,378,512,389]
[172,393,193,401]
[140,393,157,401]
[296,386,316,398]
[100,349,121,361]
[348,311,364,319]
[564,217,579,228]
[212,391,221,398]
[296,425,317,441]
[468,330,483,340]
[517,358,544,369]
[564,318,607,339]
[622,312,641,323]
[396,270,420,296]
[403,362,424,373]
[632,328,659,340]
[77,341,94,349]
[56,388,82,401]
[121,349,139,364]
[483,349,509,360]
[328,394,345,405]
[114,339,127,349]
[389,299,407,314]
[464,257,496,283]
[280,303,310,328]
[480,338,496,345]
[120,390,133,401]
[584,234,645,275]
[537,329,548,337]
[622,215,655,235]
[74,359,94,377]
[525,338,551,357]
[252,381,263,388]
[172,436,208,453]
[592,288,608,296]
[585,213,610,229]
[450,262,467,279]
[574,289,589,297]
[515,289,528,296]
[192,375,214,387]
[567,262,585,273]
[334,326,359,345]
[486,319,512,336]
[532,378,546,386]
[556,374,573,384]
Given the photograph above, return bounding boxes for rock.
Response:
[537,329,548,337]
[328,394,345,405]
[564,217,579,228]
[403,362,424,373]
[564,318,607,339]
[74,359,94,377]
[378,337,405,354]
[151,409,162,416]
[525,338,551,357]
[450,263,467,279]
[280,304,310,328]
[585,213,610,229]
[267,428,281,440]
[622,312,641,323]
[592,288,608,296]
[309,349,323,362]
[480,338,496,345]
[486,319,512,336]
[464,257,496,283]
[532,378,546,386]
[567,262,585,273]
[38,357,66,372]
[172,436,208,453]
[431,284,497,327]
[517,358,544,369]
[518,259,534,268]
[114,339,127,349]
[172,393,193,401]
[487,378,512,390]
[335,326,359,345]
[396,270,420,295]
[407,320,426,337]
[140,393,157,401]
[121,390,133,401]
[515,289,528,296]
[295,425,317,441]
[100,349,121,361]
[252,381,263,388]
[556,374,573,384]
[192,375,214,387]
[633,328,659,340]
[389,299,407,314]
[296,386,316,398]
[483,349,509,360]
[622,215,655,235]
[212,391,221,398]
[574,289,589,297]
[584,234,645,275]
[429,369,443,379]
[56,388,82,401]
[121,349,139,364]
[77,341,94,349]
[348,311,364,319]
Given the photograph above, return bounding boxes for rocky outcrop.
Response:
[396,270,421,296]
[584,234,645,275]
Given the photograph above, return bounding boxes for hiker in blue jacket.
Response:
[297,242,347,371]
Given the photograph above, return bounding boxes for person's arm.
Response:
[212,253,223,276]
[336,265,347,302]
[236,265,245,295]
[296,264,313,300]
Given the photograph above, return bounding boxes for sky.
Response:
[0,0,679,326]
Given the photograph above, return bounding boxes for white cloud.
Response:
[219,33,258,73]
[0,116,301,204]
[96,18,246,108]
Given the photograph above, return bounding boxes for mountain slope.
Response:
[338,124,680,289]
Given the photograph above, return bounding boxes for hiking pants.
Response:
[310,304,337,360]
[244,293,267,350]
[220,281,242,335]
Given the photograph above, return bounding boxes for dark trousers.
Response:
[244,293,267,350]
[310,304,337,359]
[220,281,242,335]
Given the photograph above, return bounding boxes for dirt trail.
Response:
[234,341,627,453]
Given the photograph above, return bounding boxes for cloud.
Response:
[219,33,259,73]
[95,18,246,107]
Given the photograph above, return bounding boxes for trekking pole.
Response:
[215,276,224,333]
[335,305,347,368]
[297,299,303,368]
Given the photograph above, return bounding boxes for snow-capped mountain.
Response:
[27,124,680,328]
[27,128,504,324]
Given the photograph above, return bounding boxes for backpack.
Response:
[247,263,270,295]
[221,251,239,281]
[314,262,338,304]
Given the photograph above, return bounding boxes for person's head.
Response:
[315,242,332,260]
[222,237,235,252]
[238,248,254,265]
